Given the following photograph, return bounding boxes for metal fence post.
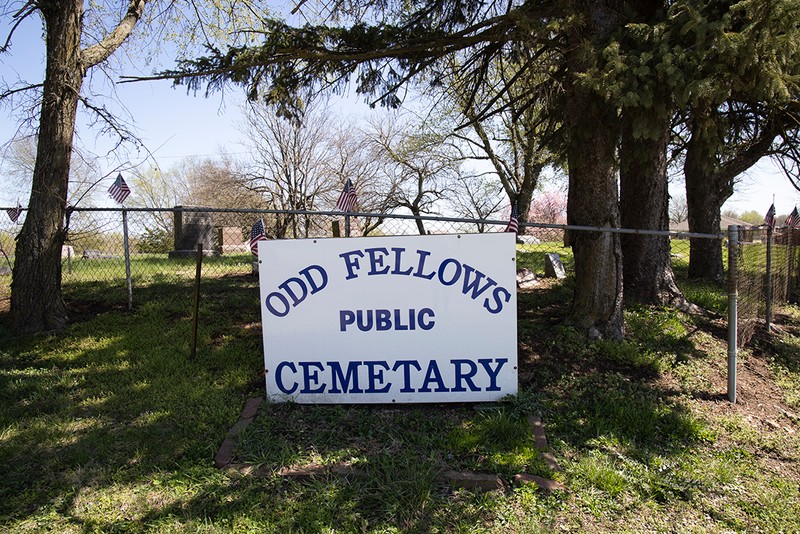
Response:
[765,225,773,332]
[727,225,738,404]
[122,209,133,311]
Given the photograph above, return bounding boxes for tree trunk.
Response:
[563,0,625,340]
[684,109,729,284]
[684,105,778,284]
[11,1,84,333]
[515,161,543,232]
[619,110,687,307]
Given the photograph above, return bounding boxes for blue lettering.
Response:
[299,264,328,294]
[479,358,508,391]
[328,361,363,393]
[419,360,449,393]
[483,286,512,314]
[278,277,308,307]
[392,360,422,392]
[364,361,391,393]
[390,247,414,275]
[376,309,392,331]
[437,258,462,286]
[419,308,435,330]
[299,362,326,394]
[451,359,480,392]
[413,250,436,280]
[357,310,373,331]
[338,308,436,332]
[339,310,355,331]
[275,361,298,394]
[393,308,409,330]
[365,247,391,275]
[265,292,290,317]
[461,265,498,300]
[339,250,365,280]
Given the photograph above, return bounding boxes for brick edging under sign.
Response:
[214,397,566,493]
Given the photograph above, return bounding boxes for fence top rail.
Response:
[2,205,730,240]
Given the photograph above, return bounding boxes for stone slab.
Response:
[516,268,538,289]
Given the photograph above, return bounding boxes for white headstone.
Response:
[544,253,566,279]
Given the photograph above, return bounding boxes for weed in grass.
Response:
[501,388,543,420]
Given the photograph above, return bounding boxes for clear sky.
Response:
[2,7,799,217]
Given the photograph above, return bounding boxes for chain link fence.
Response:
[7,206,797,350]
[734,226,800,345]
[1,207,575,298]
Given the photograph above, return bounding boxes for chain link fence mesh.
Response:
[735,226,800,345]
[12,207,800,352]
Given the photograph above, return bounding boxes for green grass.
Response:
[1,267,799,531]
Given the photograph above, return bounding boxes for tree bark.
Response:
[11,1,84,333]
[563,0,625,340]
[620,109,687,307]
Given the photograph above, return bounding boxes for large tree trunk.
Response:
[620,110,687,307]
[11,1,84,333]
[565,89,624,340]
[685,176,728,284]
[684,105,778,283]
[684,108,730,284]
[10,0,146,334]
[563,1,625,340]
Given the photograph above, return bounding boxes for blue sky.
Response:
[2,7,799,217]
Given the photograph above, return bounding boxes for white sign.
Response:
[258,233,518,403]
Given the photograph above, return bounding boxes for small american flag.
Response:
[504,201,519,234]
[6,199,23,223]
[764,203,776,229]
[250,219,267,256]
[786,206,799,228]
[108,174,131,204]
[335,179,358,212]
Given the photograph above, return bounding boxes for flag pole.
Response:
[345,213,351,238]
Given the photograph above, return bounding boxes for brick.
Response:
[527,415,548,450]
[228,418,253,437]
[443,470,506,492]
[541,451,562,472]
[214,437,237,468]
[513,473,566,492]
[240,397,263,419]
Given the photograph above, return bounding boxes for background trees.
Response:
[2,0,265,334]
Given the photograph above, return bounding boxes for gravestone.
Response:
[216,226,249,254]
[169,206,219,258]
[516,268,538,289]
[544,253,566,279]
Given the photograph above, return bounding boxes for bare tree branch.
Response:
[81,0,149,68]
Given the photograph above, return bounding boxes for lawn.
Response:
[1,262,799,531]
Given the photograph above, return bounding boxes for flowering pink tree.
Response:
[527,189,567,241]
